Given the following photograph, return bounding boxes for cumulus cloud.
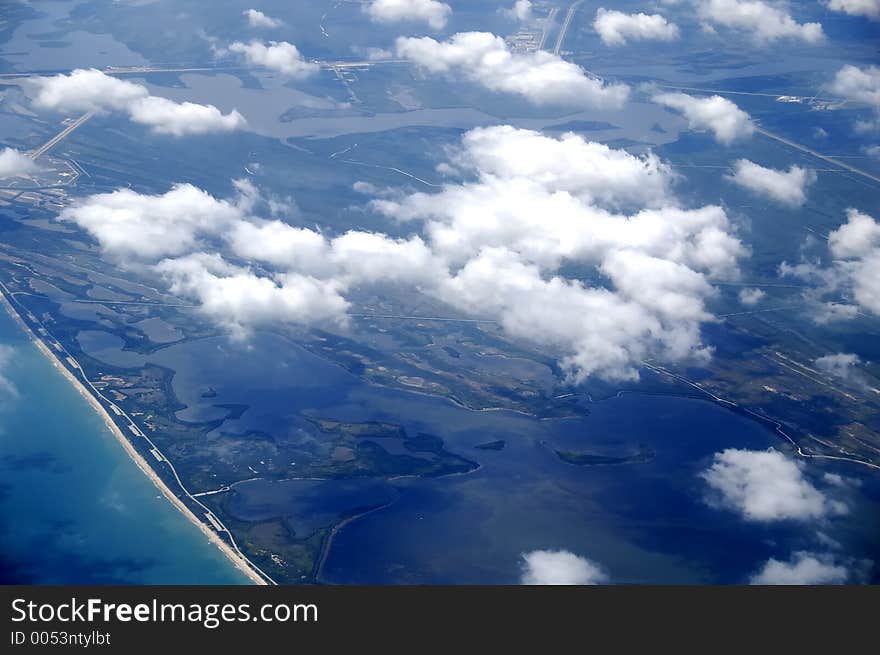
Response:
[227,40,319,78]
[828,0,880,20]
[243,9,281,28]
[226,220,330,272]
[27,68,148,113]
[696,0,824,43]
[372,125,745,381]
[726,159,816,207]
[58,183,245,259]
[828,208,880,260]
[749,552,848,584]
[55,181,437,335]
[444,125,675,210]
[0,148,38,178]
[395,32,629,108]
[828,65,880,132]
[127,96,245,136]
[57,127,747,382]
[502,0,533,21]
[593,9,680,46]
[653,93,754,144]
[436,248,714,381]
[520,550,609,585]
[825,209,880,315]
[156,254,350,338]
[365,0,452,30]
[779,242,874,324]
[738,287,765,305]
[815,353,862,381]
[27,69,245,136]
[701,449,847,521]
[829,65,880,108]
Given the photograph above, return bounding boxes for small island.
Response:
[553,445,654,466]
[474,440,506,451]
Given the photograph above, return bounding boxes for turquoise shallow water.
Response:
[0,307,248,584]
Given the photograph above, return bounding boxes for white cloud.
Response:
[365,0,452,30]
[56,127,747,382]
[127,96,245,136]
[502,0,533,22]
[520,550,609,585]
[55,181,438,336]
[653,93,754,144]
[373,126,745,381]
[828,208,880,259]
[726,159,816,207]
[228,40,319,78]
[701,449,847,522]
[355,47,394,61]
[778,245,872,324]
[156,254,350,339]
[593,9,680,46]
[27,68,148,113]
[395,32,629,108]
[827,209,880,315]
[435,248,712,381]
[696,0,824,43]
[0,148,38,178]
[749,552,848,584]
[777,261,846,320]
[58,183,245,259]
[226,220,330,272]
[446,125,674,209]
[815,302,860,323]
[738,287,765,305]
[243,9,281,28]
[815,352,862,381]
[327,231,443,285]
[27,69,245,136]
[829,65,880,109]
[828,0,880,20]
[829,64,880,132]
[846,255,880,315]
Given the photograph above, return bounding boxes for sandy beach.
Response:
[0,288,267,585]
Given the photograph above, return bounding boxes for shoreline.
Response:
[0,288,267,585]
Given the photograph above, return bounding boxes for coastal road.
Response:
[0,281,277,584]
[642,361,880,471]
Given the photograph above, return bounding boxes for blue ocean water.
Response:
[0,308,248,584]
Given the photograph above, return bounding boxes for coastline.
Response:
[0,288,267,585]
